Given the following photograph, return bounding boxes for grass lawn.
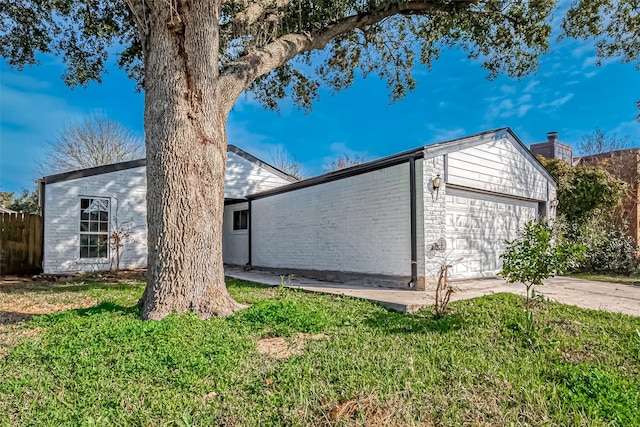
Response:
[1,275,639,426]
[568,272,640,287]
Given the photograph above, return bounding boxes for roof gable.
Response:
[41,145,295,185]
[250,127,555,200]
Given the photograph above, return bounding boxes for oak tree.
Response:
[2,0,589,319]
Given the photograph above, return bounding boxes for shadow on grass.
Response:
[2,302,140,326]
[72,301,140,317]
[365,310,466,335]
[33,302,141,324]
[0,310,35,325]
[225,278,272,290]
[0,281,145,295]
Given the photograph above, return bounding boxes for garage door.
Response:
[445,188,538,279]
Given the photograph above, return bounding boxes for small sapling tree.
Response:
[500,219,584,308]
[432,254,463,317]
[501,219,584,345]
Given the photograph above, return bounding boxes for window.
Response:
[233,209,248,231]
[79,198,109,258]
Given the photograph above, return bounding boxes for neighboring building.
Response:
[530,131,574,164]
[0,206,18,214]
[40,128,557,288]
[578,149,640,245]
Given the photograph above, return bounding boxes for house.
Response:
[39,145,297,273]
[40,128,557,288]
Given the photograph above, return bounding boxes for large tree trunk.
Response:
[138,1,244,320]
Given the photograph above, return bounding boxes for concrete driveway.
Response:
[226,267,640,316]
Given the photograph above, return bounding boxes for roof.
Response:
[248,127,556,200]
[578,147,640,162]
[40,145,295,185]
[0,206,18,214]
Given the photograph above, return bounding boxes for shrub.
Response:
[568,217,639,274]
[500,219,584,307]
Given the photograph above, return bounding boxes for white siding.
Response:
[222,202,249,265]
[43,167,148,273]
[225,151,293,199]
[447,137,548,201]
[251,163,413,276]
[445,188,538,279]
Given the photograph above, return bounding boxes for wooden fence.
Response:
[0,213,43,275]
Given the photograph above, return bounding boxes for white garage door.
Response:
[445,188,538,279]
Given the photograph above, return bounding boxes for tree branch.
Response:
[231,0,292,27]
[218,1,471,105]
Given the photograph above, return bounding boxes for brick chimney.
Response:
[530,131,573,164]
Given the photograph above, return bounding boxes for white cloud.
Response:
[425,126,466,144]
[538,93,574,110]
[612,120,640,141]
[524,80,540,94]
[483,94,533,122]
[500,85,516,95]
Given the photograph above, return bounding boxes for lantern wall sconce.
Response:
[432,173,441,200]
[550,199,559,208]
[432,174,441,190]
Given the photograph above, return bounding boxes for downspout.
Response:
[247,199,252,266]
[408,157,418,287]
[37,179,45,273]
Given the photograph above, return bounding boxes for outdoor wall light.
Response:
[432,174,441,190]
[432,174,442,200]
[550,199,559,208]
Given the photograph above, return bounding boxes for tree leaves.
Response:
[538,156,627,223]
[1,0,557,109]
[563,0,639,68]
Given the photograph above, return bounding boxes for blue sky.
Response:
[1,21,639,194]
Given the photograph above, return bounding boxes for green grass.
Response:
[1,277,639,426]
[568,272,640,286]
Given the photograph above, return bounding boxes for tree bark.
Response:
[138,1,244,320]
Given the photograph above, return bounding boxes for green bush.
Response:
[565,217,639,274]
[500,219,584,306]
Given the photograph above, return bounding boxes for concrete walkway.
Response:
[225,267,640,316]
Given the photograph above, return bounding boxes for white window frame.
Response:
[79,197,110,260]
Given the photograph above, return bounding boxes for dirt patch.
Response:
[328,393,432,427]
[0,293,97,324]
[256,333,327,359]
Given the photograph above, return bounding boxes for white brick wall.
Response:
[222,202,249,265]
[43,150,292,273]
[422,154,448,283]
[44,166,148,273]
[251,163,414,277]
